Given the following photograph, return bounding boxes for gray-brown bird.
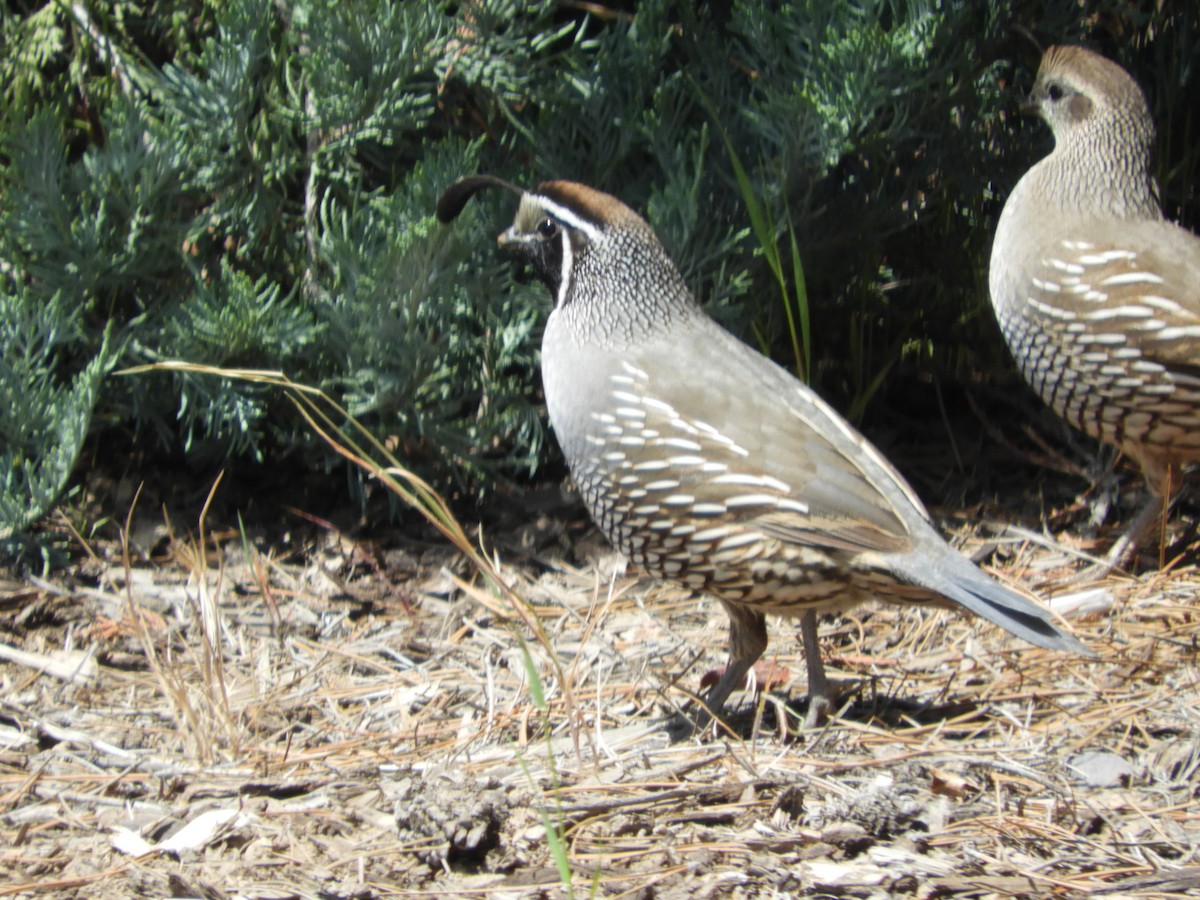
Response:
[990,46,1200,566]
[440,175,1089,727]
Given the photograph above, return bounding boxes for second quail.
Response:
[990,46,1200,566]
[440,175,1089,727]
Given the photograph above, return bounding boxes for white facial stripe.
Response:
[556,228,572,308]
[532,195,604,242]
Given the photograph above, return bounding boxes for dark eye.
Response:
[1046,83,1064,102]
[537,218,558,238]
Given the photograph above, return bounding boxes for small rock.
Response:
[1068,750,1138,788]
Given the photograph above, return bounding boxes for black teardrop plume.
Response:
[436,175,523,223]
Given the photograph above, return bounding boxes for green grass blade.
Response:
[690,77,809,382]
[787,214,810,383]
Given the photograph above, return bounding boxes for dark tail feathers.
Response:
[895,551,1093,656]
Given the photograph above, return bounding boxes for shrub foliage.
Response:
[1,0,1196,538]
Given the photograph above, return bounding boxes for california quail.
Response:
[990,46,1200,566]
[439,175,1089,727]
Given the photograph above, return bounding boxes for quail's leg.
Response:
[696,601,768,726]
[1103,490,1169,570]
[799,610,834,727]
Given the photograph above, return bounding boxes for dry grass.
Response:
[3,365,1199,897]
[2,497,1199,898]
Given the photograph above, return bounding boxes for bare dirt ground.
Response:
[2,460,1199,899]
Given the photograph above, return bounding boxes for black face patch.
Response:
[504,191,607,308]
[526,226,566,297]
[524,226,590,306]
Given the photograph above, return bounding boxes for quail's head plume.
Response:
[442,175,1089,729]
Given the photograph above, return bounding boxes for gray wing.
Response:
[585,314,928,557]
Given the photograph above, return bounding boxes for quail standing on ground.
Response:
[990,46,1200,566]
[439,175,1088,727]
